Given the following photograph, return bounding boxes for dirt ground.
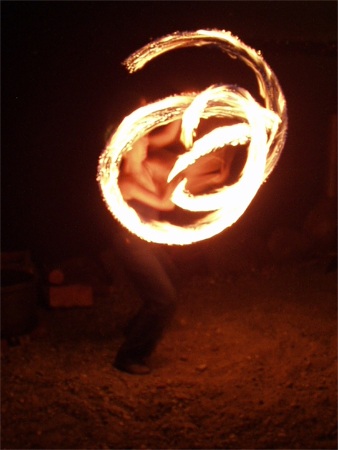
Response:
[1,250,337,450]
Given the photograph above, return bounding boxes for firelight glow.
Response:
[97,29,287,245]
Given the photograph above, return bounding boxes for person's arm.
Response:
[146,152,177,184]
[184,148,237,194]
[148,120,181,148]
[119,176,177,211]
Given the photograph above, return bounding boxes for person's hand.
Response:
[163,173,185,202]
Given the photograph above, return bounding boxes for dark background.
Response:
[2,1,337,264]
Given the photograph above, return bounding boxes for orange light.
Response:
[97,29,287,245]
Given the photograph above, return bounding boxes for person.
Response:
[110,104,236,375]
[112,119,182,375]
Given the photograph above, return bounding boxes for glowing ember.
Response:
[97,29,287,245]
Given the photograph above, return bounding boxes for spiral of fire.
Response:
[97,29,287,245]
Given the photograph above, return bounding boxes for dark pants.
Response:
[113,229,178,364]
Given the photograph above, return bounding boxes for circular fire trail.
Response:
[97,29,287,245]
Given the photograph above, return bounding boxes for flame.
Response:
[97,29,287,245]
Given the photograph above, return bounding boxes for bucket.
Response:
[1,269,38,338]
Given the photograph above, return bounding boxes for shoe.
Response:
[113,359,151,375]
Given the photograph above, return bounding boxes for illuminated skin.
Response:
[184,145,236,195]
[118,121,181,211]
[119,118,235,210]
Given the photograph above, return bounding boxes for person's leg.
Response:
[113,233,177,373]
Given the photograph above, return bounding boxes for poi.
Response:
[97,29,287,245]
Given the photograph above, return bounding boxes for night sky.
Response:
[2,1,337,264]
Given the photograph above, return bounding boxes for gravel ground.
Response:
[1,256,337,450]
